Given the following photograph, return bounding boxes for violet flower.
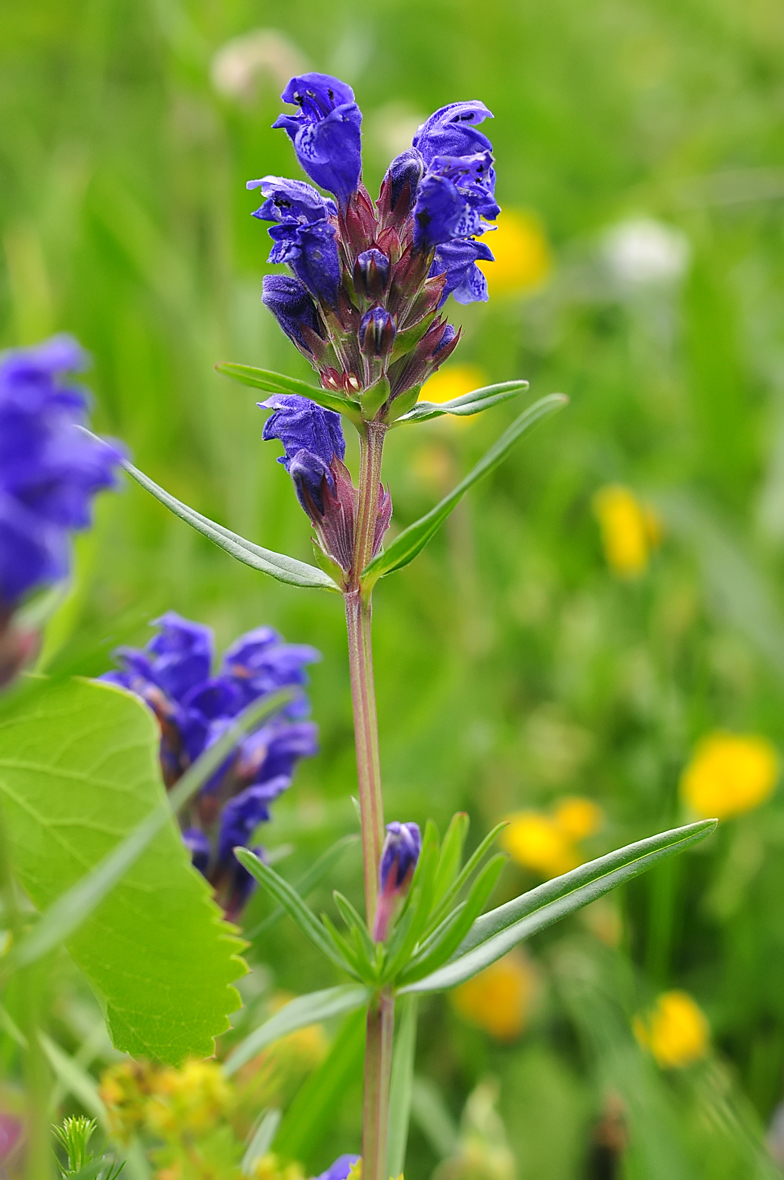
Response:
[101,612,319,918]
[0,335,122,686]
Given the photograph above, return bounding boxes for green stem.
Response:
[346,420,387,924]
[344,421,393,1180]
[362,990,395,1180]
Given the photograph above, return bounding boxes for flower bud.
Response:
[373,820,421,941]
[262,275,326,356]
[359,307,397,358]
[355,249,390,299]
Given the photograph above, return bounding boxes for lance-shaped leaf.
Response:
[393,379,530,424]
[387,996,419,1179]
[0,677,247,1063]
[245,834,359,940]
[400,820,716,995]
[234,848,356,975]
[216,362,362,423]
[224,984,370,1076]
[363,394,567,587]
[118,454,338,592]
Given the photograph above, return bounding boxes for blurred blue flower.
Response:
[315,1155,361,1180]
[0,335,121,610]
[273,73,362,205]
[101,612,319,916]
[260,394,346,514]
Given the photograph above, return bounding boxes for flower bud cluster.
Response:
[0,336,122,688]
[249,73,498,422]
[102,613,319,919]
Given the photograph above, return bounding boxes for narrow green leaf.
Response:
[387,996,418,1179]
[409,1077,458,1159]
[224,984,369,1077]
[363,394,568,585]
[399,854,506,985]
[216,362,362,422]
[401,821,717,994]
[246,834,359,940]
[234,848,353,974]
[0,677,247,1062]
[428,821,508,931]
[333,891,375,961]
[242,1109,281,1177]
[274,1007,366,1167]
[39,1033,108,1125]
[115,454,338,591]
[394,379,530,424]
[9,687,292,970]
[320,912,366,979]
[432,812,470,909]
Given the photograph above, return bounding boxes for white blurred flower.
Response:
[603,217,690,285]
[210,29,308,102]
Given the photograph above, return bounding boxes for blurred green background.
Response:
[4,0,784,1176]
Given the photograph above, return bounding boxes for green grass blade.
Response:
[216,362,362,421]
[115,451,337,591]
[273,1007,366,1167]
[242,1109,281,1177]
[387,996,419,1178]
[8,688,293,971]
[362,394,567,586]
[333,890,375,960]
[234,848,353,973]
[401,820,717,994]
[246,834,359,940]
[395,379,530,424]
[224,984,369,1076]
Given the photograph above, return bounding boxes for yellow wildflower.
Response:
[592,485,662,578]
[145,1059,231,1138]
[99,1060,160,1142]
[502,796,604,879]
[553,796,603,841]
[451,949,535,1041]
[252,1154,306,1180]
[477,209,553,296]
[501,812,579,877]
[633,990,709,1068]
[680,732,779,820]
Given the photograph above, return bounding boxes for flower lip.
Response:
[280,72,356,119]
[248,175,337,223]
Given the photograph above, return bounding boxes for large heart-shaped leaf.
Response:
[0,676,246,1063]
[400,820,716,994]
[363,394,567,587]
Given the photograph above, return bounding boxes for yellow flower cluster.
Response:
[477,209,553,296]
[451,949,535,1041]
[251,1155,306,1180]
[592,485,662,578]
[100,1058,231,1142]
[501,796,604,879]
[633,990,709,1068]
[680,732,780,820]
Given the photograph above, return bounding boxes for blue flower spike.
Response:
[248,74,497,412]
[0,335,122,687]
[101,613,319,919]
[373,821,422,942]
